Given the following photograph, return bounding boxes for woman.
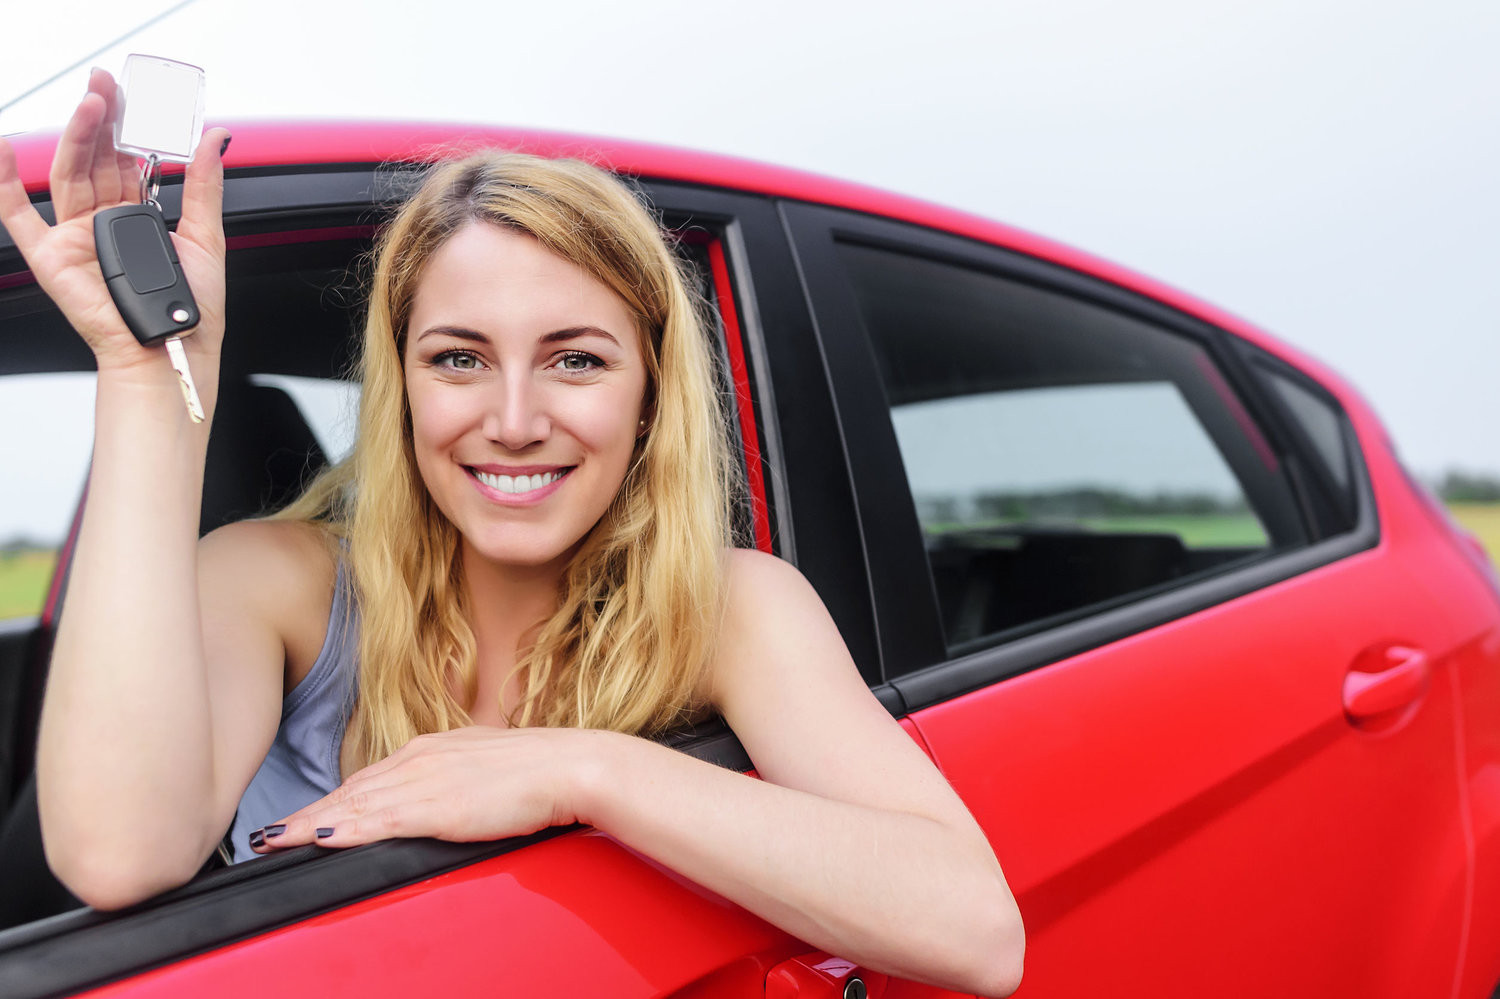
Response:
[0,70,1023,995]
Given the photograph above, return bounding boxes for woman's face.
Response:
[403,222,649,572]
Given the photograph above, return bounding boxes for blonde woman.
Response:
[0,70,1023,996]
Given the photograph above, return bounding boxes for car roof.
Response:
[5,119,1347,393]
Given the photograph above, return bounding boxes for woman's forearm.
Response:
[574,732,1024,997]
[37,366,225,906]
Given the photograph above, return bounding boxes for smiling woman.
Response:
[0,71,1023,997]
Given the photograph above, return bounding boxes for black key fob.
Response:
[93,202,200,346]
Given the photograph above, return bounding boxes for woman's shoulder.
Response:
[198,519,341,682]
[713,547,842,687]
[720,547,815,606]
[200,518,339,582]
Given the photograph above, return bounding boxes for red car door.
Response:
[782,202,1472,996]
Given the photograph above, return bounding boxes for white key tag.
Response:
[113,54,205,165]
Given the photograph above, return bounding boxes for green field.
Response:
[1076,514,1268,548]
[927,513,1269,548]
[0,550,56,620]
[1449,503,1500,563]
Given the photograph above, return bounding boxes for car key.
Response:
[94,54,208,423]
[94,199,205,421]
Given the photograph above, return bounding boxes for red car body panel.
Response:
[6,120,1499,996]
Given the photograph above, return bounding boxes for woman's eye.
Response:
[434,350,482,371]
[555,351,604,373]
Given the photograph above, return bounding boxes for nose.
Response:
[481,371,550,450]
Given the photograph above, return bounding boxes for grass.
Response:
[1076,514,1268,548]
[927,513,1269,549]
[1447,503,1500,563]
[0,550,56,621]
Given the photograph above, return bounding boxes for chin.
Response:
[460,530,585,573]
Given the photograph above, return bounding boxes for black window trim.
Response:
[777,198,1379,703]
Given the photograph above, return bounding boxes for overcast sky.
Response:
[2,0,1497,538]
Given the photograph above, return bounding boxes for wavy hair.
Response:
[280,152,735,769]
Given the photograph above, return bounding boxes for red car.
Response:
[1,121,1497,998]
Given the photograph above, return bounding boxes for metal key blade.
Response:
[163,335,205,423]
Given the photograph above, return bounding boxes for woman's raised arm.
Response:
[2,71,283,909]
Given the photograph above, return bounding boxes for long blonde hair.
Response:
[280,152,735,768]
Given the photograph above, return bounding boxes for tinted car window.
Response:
[834,240,1308,651]
[1261,365,1353,499]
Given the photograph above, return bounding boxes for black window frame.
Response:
[778,200,1379,710]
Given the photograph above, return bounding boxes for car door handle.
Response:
[766,953,887,998]
[1342,645,1430,720]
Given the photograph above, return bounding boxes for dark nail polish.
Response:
[248,829,265,849]
[263,824,286,837]
[219,134,232,157]
[316,827,335,839]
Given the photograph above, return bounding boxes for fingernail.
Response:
[316,827,335,839]
[248,829,266,849]
[263,824,286,838]
[219,134,232,157]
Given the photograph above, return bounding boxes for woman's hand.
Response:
[247,726,606,853]
[0,68,230,375]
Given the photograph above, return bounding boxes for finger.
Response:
[86,69,131,205]
[0,137,50,253]
[49,87,111,220]
[250,769,404,850]
[250,785,433,853]
[176,126,229,255]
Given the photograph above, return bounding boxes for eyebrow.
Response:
[541,326,621,347]
[414,325,621,347]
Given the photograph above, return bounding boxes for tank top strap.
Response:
[228,546,359,861]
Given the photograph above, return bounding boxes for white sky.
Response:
[2,0,1498,540]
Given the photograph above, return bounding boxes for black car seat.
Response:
[0,379,329,930]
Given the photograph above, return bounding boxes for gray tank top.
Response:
[228,556,359,861]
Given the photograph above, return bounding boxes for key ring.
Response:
[138,153,162,209]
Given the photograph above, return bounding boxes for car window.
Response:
[1254,361,1354,503]
[247,374,360,464]
[832,240,1308,652]
[0,312,94,624]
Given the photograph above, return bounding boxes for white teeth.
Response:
[473,469,564,494]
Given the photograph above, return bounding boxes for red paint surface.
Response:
[707,238,772,553]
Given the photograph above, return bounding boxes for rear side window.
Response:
[834,241,1308,651]
[0,290,96,623]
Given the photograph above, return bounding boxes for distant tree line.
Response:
[919,488,1248,525]
[0,536,53,557]
[1437,470,1500,503]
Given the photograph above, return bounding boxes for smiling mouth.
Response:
[468,468,572,495]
